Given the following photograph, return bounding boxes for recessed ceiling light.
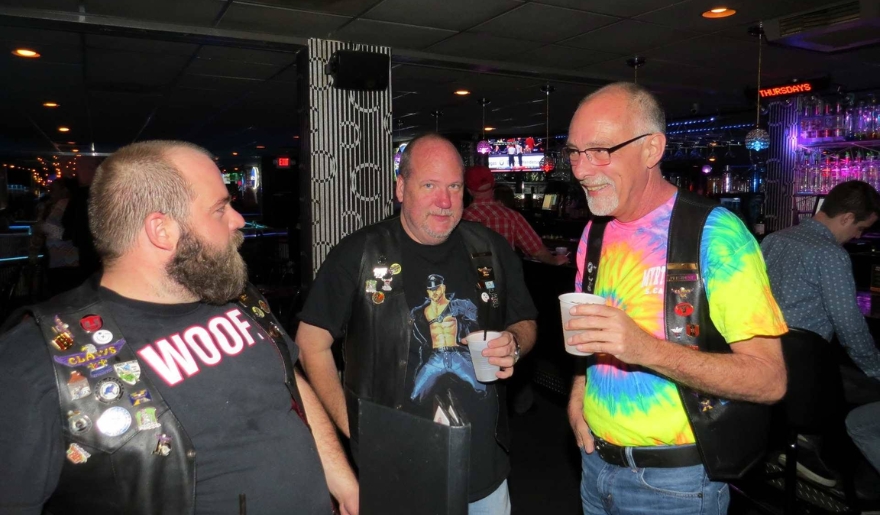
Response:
[702,7,736,18]
[58,127,70,132]
[484,127,496,131]
[256,145,266,149]
[13,48,40,58]
[71,149,79,153]
[454,90,470,96]
[231,152,238,156]
[43,102,59,108]
[66,141,75,144]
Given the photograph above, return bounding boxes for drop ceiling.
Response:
[0,0,877,159]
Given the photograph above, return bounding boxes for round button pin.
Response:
[95,377,124,403]
[96,407,132,437]
[92,329,113,345]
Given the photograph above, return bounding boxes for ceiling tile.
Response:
[196,46,297,66]
[177,74,260,94]
[330,19,456,49]
[362,0,522,31]
[235,0,381,17]
[642,34,758,72]
[530,0,680,18]
[0,0,78,10]
[520,45,623,69]
[635,0,804,34]
[0,26,81,47]
[188,57,284,80]
[85,35,200,57]
[86,49,192,87]
[87,0,225,26]
[425,32,536,61]
[471,3,619,43]
[561,20,700,55]
[218,3,349,36]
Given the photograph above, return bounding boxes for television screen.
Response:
[486,137,546,171]
[542,194,557,211]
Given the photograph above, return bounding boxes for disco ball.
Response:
[540,155,555,173]
[476,140,491,154]
[701,164,712,174]
[745,127,771,152]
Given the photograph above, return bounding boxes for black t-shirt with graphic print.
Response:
[299,221,538,501]
[0,287,330,515]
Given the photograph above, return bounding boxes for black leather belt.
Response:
[594,436,703,469]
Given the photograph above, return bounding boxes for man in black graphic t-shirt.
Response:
[410,273,484,403]
[0,141,357,515]
[297,133,538,512]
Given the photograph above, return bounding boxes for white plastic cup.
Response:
[559,293,606,356]
[464,331,502,382]
[555,246,568,255]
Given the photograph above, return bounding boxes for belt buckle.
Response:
[594,438,624,466]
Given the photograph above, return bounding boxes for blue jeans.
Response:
[580,447,729,514]
[847,401,880,472]
[469,480,510,515]
[411,350,486,403]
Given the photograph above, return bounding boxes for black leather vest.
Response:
[343,220,509,455]
[585,191,771,480]
[21,279,304,514]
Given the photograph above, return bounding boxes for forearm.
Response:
[832,306,880,379]
[645,338,786,404]
[295,370,358,507]
[299,348,351,437]
[569,373,585,409]
[507,319,537,356]
[534,247,555,264]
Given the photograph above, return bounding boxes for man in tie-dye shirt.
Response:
[562,83,788,515]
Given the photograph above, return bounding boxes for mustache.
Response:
[232,230,244,249]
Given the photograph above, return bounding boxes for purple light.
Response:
[701,164,712,174]
[476,140,491,154]
[394,152,402,165]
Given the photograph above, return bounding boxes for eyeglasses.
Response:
[562,133,653,166]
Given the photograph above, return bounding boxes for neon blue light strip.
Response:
[0,254,43,263]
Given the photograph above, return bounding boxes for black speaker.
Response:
[324,50,389,91]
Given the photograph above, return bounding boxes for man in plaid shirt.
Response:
[463,166,568,266]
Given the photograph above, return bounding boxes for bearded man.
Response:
[0,141,357,515]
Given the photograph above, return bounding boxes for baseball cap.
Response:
[465,165,495,193]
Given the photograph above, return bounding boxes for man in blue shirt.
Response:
[762,180,880,486]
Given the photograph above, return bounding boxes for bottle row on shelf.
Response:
[794,149,880,194]
[799,94,880,145]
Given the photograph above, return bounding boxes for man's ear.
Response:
[840,212,856,227]
[645,133,666,169]
[144,213,178,252]
[396,176,405,203]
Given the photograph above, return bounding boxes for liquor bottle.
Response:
[857,101,868,141]
[846,98,857,141]
[754,202,766,236]
[833,100,845,139]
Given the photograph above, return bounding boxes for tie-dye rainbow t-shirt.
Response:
[574,193,787,447]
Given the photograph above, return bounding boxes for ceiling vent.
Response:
[764,0,880,53]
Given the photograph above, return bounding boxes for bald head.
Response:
[398,133,464,179]
[576,83,666,136]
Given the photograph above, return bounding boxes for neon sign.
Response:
[759,82,813,98]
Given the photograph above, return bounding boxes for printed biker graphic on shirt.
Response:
[408,273,485,403]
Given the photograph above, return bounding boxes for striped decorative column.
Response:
[765,99,799,232]
[298,38,394,285]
